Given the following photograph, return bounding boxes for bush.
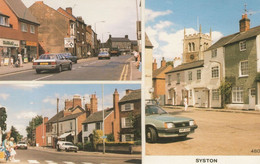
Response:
[134,140,141,145]
[93,130,103,150]
[106,133,114,142]
[84,141,94,151]
[76,142,83,150]
[97,141,134,146]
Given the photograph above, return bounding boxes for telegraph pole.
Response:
[57,98,59,141]
[102,84,105,154]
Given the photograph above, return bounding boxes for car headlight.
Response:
[164,122,175,128]
[189,120,195,126]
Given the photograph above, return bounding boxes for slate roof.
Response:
[47,111,64,124]
[59,112,85,122]
[110,37,131,42]
[207,25,260,51]
[153,66,171,78]
[119,89,141,103]
[67,105,85,113]
[5,0,39,24]
[82,108,114,124]
[47,111,85,123]
[145,33,153,48]
[166,60,204,74]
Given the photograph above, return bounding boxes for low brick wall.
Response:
[96,144,141,154]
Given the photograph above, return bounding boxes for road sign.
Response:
[64,38,74,48]
[101,136,107,139]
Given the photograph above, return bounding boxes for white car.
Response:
[17,141,27,149]
[57,141,78,152]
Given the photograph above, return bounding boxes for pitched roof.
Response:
[68,105,85,113]
[47,111,64,123]
[207,25,260,51]
[166,60,204,74]
[153,65,172,78]
[59,112,85,122]
[5,0,39,24]
[145,33,153,48]
[110,37,131,42]
[119,89,141,103]
[82,108,113,124]
[57,7,76,21]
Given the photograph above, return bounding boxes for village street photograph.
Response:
[144,0,260,162]
[0,0,142,81]
[0,83,141,163]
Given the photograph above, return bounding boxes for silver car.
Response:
[98,51,111,59]
[33,53,72,74]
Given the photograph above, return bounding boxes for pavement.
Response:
[162,105,260,115]
[0,56,141,80]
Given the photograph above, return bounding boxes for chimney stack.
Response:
[73,95,82,108]
[66,7,72,15]
[161,57,166,67]
[125,89,133,95]
[125,35,128,39]
[113,89,120,142]
[152,59,157,70]
[65,99,73,111]
[239,13,250,32]
[90,94,98,113]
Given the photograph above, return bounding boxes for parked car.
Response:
[33,53,72,74]
[145,105,198,143]
[16,141,27,149]
[63,53,78,63]
[98,51,111,59]
[56,141,78,152]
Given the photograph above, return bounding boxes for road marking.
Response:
[123,64,129,80]
[82,163,93,164]
[119,65,126,80]
[63,162,75,164]
[32,75,53,81]
[28,160,40,163]
[11,159,20,163]
[130,61,133,80]
[45,160,58,164]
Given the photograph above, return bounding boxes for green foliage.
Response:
[219,81,233,107]
[84,141,94,151]
[10,126,22,143]
[26,115,43,142]
[76,142,83,150]
[0,107,7,131]
[134,140,142,145]
[166,61,173,67]
[128,113,141,141]
[100,142,134,146]
[93,130,103,150]
[106,133,114,142]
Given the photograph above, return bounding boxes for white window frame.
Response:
[121,103,134,111]
[212,89,219,100]
[83,124,88,132]
[239,41,246,51]
[232,87,243,103]
[21,22,27,32]
[239,60,248,77]
[197,69,201,80]
[0,16,9,26]
[211,66,219,78]
[211,49,217,58]
[121,117,133,128]
[188,71,192,81]
[121,134,134,142]
[30,25,35,34]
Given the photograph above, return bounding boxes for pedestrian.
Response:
[184,97,188,111]
[10,56,14,67]
[18,53,23,67]
[156,96,160,106]
[2,134,10,162]
[133,51,138,61]
[9,137,16,161]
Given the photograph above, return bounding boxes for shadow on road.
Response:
[124,159,142,164]
[154,136,193,144]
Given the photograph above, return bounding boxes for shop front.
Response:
[20,40,38,62]
[0,38,19,66]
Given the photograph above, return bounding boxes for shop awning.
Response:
[58,132,71,139]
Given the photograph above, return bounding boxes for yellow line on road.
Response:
[123,64,129,80]
[119,65,126,80]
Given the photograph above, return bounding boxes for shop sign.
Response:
[64,37,74,48]
[0,39,19,47]
[26,41,37,47]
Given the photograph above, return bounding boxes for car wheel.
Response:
[57,65,62,73]
[179,135,187,140]
[74,151,77,153]
[146,127,158,143]
[36,69,41,74]
[65,148,68,152]
[57,145,60,151]
[68,63,72,70]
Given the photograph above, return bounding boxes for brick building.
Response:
[0,0,39,65]
[152,57,172,105]
[119,89,141,142]
[35,117,48,147]
[106,35,132,55]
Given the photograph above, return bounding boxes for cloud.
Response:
[145,9,173,22]
[0,93,10,100]
[4,84,44,91]
[16,111,37,119]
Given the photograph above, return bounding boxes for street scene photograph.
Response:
[144,0,260,160]
[0,0,142,81]
[0,83,141,163]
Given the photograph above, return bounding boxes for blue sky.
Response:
[0,84,140,136]
[145,0,260,64]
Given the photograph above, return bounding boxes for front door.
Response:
[249,88,256,110]
[194,89,208,107]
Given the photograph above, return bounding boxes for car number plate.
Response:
[40,62,48,65]
[179,128,190,133]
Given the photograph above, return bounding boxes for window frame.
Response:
[211,49,217,58]
[188,71,192,81]
[239,60,249,77]
[212,89,219,101]
[30,25,35,34]
[239,41,246,51]
[197,69,201,80]
[232,87,244,103]
[176,73,180,84]
[21,22,28,32]
[211,66,219,78]
[121,117,133,128]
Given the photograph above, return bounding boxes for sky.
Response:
[0,83,140,137]
[22,0,141,42]
[145,0,260,65]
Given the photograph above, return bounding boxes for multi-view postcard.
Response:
[0,0,141,81]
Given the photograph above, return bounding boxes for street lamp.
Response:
[94,21,105,33]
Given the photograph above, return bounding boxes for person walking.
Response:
[184,97,188,111]
[2,134,10,162]
[9,137,16,161]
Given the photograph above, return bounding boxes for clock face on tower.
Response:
[190,54,194,60]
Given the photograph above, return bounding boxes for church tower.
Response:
[182,25,212,63]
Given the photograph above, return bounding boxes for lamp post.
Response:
[94,21,105,33]
[102,84,105,154]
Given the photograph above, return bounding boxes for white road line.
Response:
[82,163,93,164]
[28,160,40,163]
[11,159,20,163]
[32,75,53,81]
[63,162,75,164]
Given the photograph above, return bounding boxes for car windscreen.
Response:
[39,54,56,59]
[146,105,168,115]
[64,143,73,145]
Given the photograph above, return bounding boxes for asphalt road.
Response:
[8,148,141,164]
[146,109,260,155]
[0,55,133,81]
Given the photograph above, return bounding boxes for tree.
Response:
[10,126,22,143]
[0,107,7,131]
[93,130,103,150]
[219,81,233,108]
[166,61,173,67]
[129,113,141,141]
[26,115,43,143]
